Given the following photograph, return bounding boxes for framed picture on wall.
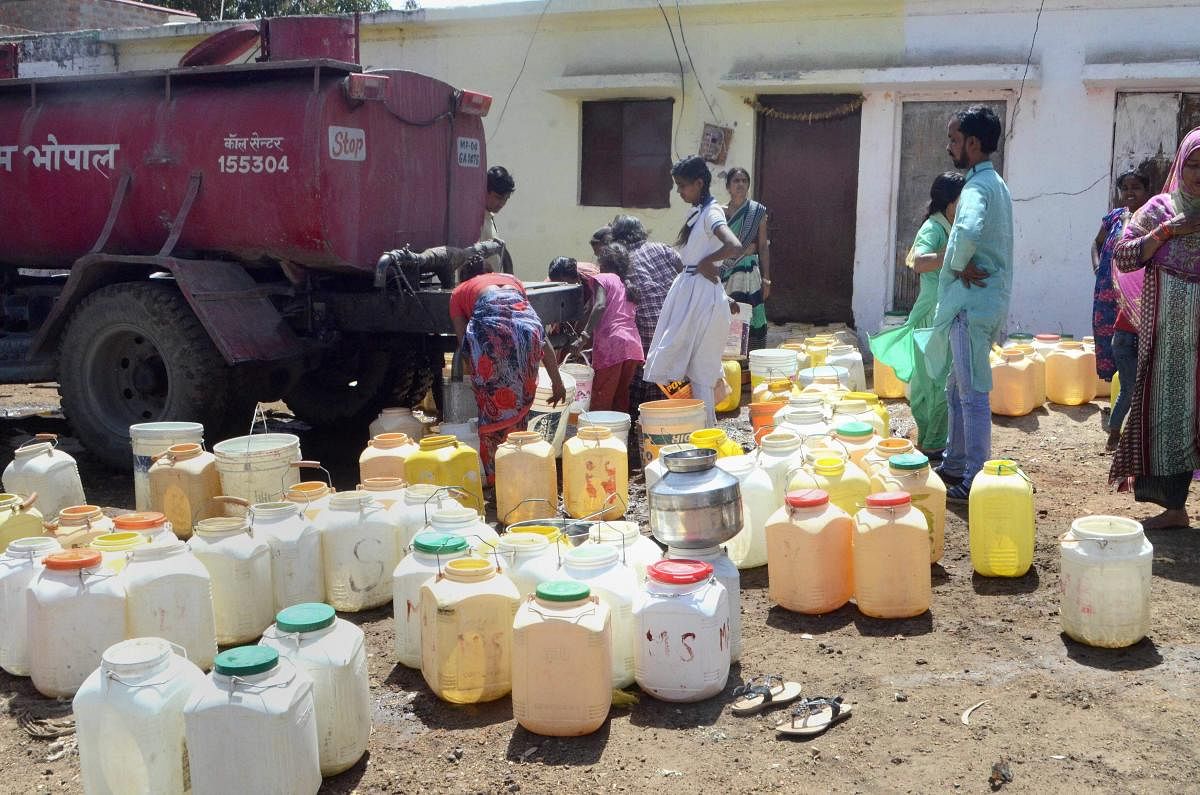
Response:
[699,124,733,164]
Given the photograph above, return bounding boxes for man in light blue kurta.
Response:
[915,105,1013,500]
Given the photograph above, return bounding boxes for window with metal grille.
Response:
[580,99,673,209]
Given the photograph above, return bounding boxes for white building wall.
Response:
[355,0,1200,339]
[37,0,1200,339]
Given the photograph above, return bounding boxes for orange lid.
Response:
[45,549,102,570]
[866,491,911,508]
[786,489,829,508]
[114,512,166,531]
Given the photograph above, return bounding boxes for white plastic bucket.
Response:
[561,363,595,426]
[437,419,481,460]
[1060,515,1153,648]
[74,637,207,795]
[213,433,301,512]
[579,410,632,447]
[183,648,321,795]
[0,536,61,676]
[130,422,205,511]
[259,603,371,776]
[723,302,752,357]
[797,365,850,388]
[748,348,799,388]
[638,399,707,466]
[527,368,576,457]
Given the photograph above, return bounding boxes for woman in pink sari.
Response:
[1110,129,1200,529]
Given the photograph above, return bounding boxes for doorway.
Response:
[754,94,862,324]
[891,99,1007,312]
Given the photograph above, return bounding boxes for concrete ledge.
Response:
[546,72,681,98]
[1082,61,1200,89]
[719,63,1039,94]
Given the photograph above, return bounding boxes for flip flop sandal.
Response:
[730,675,803,716]
[775,696,854,736]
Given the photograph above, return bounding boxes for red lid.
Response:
[114,512,166,531]
[786,489,829,508]
[1034,333,1060,341]
[647,559,714,585]
[865,491,911,508]
[44,549,102,570]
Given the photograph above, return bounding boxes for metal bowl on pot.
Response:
[505,517,595,547]
[648,448,743,549]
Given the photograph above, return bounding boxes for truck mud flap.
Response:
[168,260,302,364]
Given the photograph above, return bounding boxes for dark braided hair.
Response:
[925,172,965,221]
[672,155,713,245]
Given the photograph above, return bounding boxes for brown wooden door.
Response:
[754,95,861,324]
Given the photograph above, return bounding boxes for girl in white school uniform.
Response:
[643,156,744,425]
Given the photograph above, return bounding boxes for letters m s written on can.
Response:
[328,126,366,161]
[457,137,481,168]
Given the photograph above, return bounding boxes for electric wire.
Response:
[658,3,687,159]
[674,0,719,124]
[1007,0,1045,140]
[490,0,553,141]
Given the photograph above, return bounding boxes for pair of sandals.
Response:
[730,675,854,737]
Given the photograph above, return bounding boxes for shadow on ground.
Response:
[1062,634,1163,671]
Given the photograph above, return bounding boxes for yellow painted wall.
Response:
[359,0,906,279]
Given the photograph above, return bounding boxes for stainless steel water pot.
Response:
[648,448,742,549]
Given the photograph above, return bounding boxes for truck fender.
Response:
[31,254,305,365]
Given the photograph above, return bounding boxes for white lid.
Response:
[130,539,188,560]
[564,544,619,568]
[1070,515,1144,542]
[101,637,174,678]
[432,506,481,528]
[329,491,374,510]
[2,536,61,559]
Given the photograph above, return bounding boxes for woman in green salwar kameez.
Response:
[869,172,965,456]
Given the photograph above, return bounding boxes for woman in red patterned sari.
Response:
[450,255,567,484]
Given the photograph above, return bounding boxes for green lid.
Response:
[1008,332,1033,340]
[214,646,278,677]
[413,532,469,555]
[1060,333,1075,340]
[275,602,335,633]
[536,580,591,602]
[890,452,930,471]
[834,421,874,438]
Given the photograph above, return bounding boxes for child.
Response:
[572,243,644,412]
[643,156,743,425]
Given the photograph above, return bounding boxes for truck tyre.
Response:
[389,347,440,408]
[283,347,396,429]
[58,283,233,470]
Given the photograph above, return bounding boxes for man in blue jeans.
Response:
[917,106,1014,501]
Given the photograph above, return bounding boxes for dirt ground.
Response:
[0,375,1197,795]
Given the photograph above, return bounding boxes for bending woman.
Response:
[869,172,964,456]
[721,168,771,350]
[1109,129,1200,529]
[450,255,567,485]
[643,156,743,426]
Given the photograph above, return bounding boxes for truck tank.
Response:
[0,59,487,273]
[0,19,581,471]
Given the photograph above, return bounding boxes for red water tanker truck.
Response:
[0,17,579,468]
